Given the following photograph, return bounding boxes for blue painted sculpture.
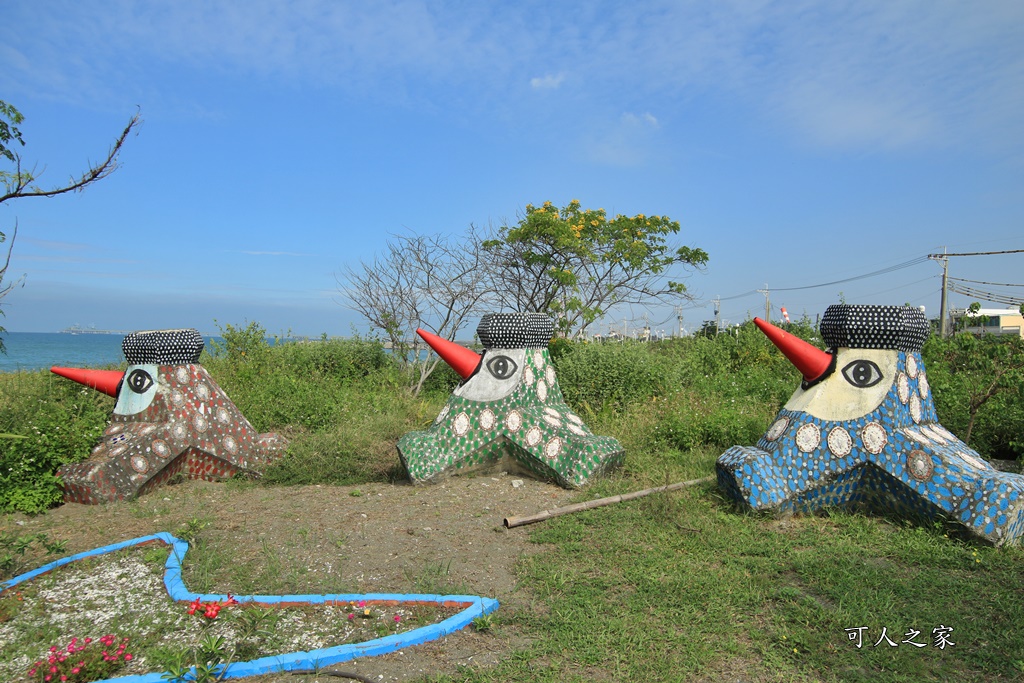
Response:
[717,304,1024,546]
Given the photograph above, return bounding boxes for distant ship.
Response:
[60,324,130,335]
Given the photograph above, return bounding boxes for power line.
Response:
[720,288,759,302]
[720,255,930,301]
[929,246,1024,334]
[947,283,1024,306]
[928,248,1024,257]
[948,276,1024,288]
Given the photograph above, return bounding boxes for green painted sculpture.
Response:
[398,313,624,488]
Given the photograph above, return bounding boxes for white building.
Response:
[951,307,1024,339]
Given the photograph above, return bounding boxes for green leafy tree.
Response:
[482,200,708,337]
[924,332,1024,454]
[0,100,141,352]
[0,101,26,165]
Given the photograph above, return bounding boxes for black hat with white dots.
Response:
[819,305,929,352]
[122,329,205,365]
[477,313,555,349]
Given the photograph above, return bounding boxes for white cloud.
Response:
[621,112,658,128]
[581,111,663,167]
[3,1,1023,152]
[530,73,565,90]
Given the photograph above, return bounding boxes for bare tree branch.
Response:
[0,105,143,352]
[340,225,497,395]
[0,110,142,204]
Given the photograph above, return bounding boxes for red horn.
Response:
[51,367,124,398]
[753,318,833,383]
[416,329,482,380]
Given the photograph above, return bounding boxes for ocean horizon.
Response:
[0,332,222,373]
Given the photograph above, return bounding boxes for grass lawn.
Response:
[491,467,1023,681]
[3,331,1024,681]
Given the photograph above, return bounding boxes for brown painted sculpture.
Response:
[52,329,286,504]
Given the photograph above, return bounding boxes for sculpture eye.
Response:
[126,368,154,394]
[486,355,518,380]
[841,360,882,388]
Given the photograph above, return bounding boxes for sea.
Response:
[0,332,222,373]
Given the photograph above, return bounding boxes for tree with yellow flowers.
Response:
[482,200,708,337]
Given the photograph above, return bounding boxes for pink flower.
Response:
[357,600,367,608]
[125,653,133,661]
[348,613,355,620]
[394,614,402,623]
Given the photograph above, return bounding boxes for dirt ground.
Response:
[5,473,583,682]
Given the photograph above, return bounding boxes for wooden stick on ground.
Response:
[503,475,715,529]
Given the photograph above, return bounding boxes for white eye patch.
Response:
[454,349,526,402]
[784,349,896,422]
[114,364,160,415]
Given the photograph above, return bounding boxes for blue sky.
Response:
[2,1,1023,337]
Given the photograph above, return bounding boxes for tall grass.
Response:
[2,322,1021,514]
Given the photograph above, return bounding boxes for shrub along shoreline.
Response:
[1,320,1022,515]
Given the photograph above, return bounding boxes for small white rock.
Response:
[511,479,524,488]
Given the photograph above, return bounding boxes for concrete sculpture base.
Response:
[398,313,624,488]
[53,329,286,504]
[716,305,1024,546]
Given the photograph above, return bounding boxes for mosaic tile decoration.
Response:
[717,305,1024,546]
[0,532,498,682]
[53,329,286,505]
[398,313,624,488]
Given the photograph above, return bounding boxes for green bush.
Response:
[273,335,392,381]
[652,393,775,451]
[553,340,675,409]
[416,359,463,396]
[203,325,400,432]
[0,373,111,513]
[923,332,1024,459]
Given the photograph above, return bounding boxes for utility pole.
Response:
[675,306,683,338]
[713,296,721,334]
[929,248,949,337]
[756,284,770,322]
